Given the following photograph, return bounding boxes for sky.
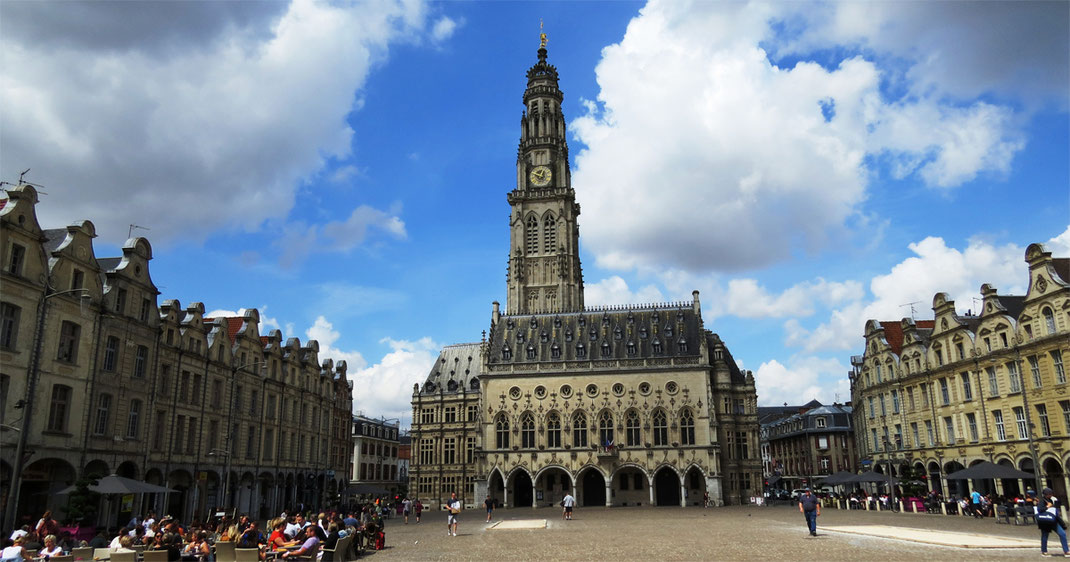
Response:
[2,0,1068,429]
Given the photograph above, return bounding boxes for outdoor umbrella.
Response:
[818,471,857,486]
[58,474,173,495]
[850,470,900,484]
[945,461,1034,480]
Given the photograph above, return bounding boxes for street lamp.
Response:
[208,449,231,512]
[3,287,91,533]
[218,359,262,512]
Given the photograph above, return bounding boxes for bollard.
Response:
[876,500,881,511]
[865,499,870,511]
[941,502,947,515]
[900,500,906,513]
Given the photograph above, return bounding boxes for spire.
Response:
[539,19,548,61]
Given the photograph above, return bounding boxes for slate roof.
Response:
[1055,258,1070,285]
[43,228,66,253]
[486,304,702,365]
[418,342,483,396]
[997,295,1026,320]
[98,257,122,271]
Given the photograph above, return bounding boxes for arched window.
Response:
[677,338,688,353]
[526,215,539,255]
[680,409,695,445]
[547,412,561,448]
[502,345,512,360]
[551,343,561,359]
[521,412,536,448]
[576,343,586,359]
[625,410,641,446]
[496,414,510,449]
[652,338,662,354]
[572,411,588,447]
[543,214,556,253]
[527,345,536,360]
[652,409,668,446]
[598,410,615,447]
[626,341,636,356]
[1044,307,1057,335]
[601,341,611,358]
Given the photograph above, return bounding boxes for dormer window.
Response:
[517,331,525,343]
[447,380,458,392]
[541,331,549,343]
[999,333,1008,348]
[614,327,622,340]
[639,327,647,339]
[527,345,536,360]
[626,341,636,357]
[664,324,673,338]
[578,317,586,328]
[470,377,480,390]
[576,343,586,359]
[602,315,610,327]
[554,317,561,328]
[652,312,659,324]
[677,338,687,353]
[530,316,538,329]
[565,330,573,342]
[589,329,597,341]
[551,344,561,359]
[601,341,611,358]
[652,339,662,355]
[502,345,512,360]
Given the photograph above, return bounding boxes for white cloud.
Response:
[305,315,368,371]
[322,204,407,251]
[784,229,1070,353]
[754,356,850,406]
[204,305,282,333]
[571,1,1030,273]
[723,278,863,319]
[584,276,665,307]
[351,337,440,428]
[0,0,434,244]
[431,16,459,43]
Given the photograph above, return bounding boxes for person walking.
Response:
[970,489,983,518]
[799,488,820,537]
[561,491,576,520]
[402,497,412,524]
[414,499,423,523]
[484,495,495,523]
[1036,497,1069,556]
[445,493,461,537]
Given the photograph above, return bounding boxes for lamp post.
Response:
[3,287,91,533]
[218,359,261,513]
[1012,339,1043,491]
[207,449,231,513]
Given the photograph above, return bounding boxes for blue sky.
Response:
[2,1,1068,428]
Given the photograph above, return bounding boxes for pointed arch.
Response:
[652,408,668,446]
[495,413,510,449]
[572,410,589,447]
[546,410,562,448]
[526,214,539,255]
[598,409,615,447]
[521,411,536,448]
[543,212,557,254]
[679,407,696,445]
[624,409,641,447]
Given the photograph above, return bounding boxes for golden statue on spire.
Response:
[540,19,547,48]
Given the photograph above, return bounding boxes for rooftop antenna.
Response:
[899,301,919,321]
[1,168,47,192]
[128,224,150,238]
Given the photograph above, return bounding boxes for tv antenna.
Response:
[899,301,920,320]
[0,168,47,192]
[128,224,151,238]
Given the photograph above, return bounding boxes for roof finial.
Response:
[540,19,547,48]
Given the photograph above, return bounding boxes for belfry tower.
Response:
[505,34,584,315]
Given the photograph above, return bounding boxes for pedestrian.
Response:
[970,489,983,518]
[561,491,576,520]
[1044,487,1063,511]
[799,488,820,537]
[484,495,495,523]
[414,499,423,523]
[402,497,412,524]
[703,491,710,508]
[1036,497,1069,556]
[445,492,461,537]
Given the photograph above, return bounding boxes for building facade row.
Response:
[759,401,857,491]
[0,184,353,529]
[349,414,401,494]
[851,243,1070,500]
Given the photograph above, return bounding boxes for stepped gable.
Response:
[418,342,483,396]
[487,302,702,365]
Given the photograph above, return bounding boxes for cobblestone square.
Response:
[368,505,1046,561]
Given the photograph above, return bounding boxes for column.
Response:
[680,482,687,507]
[503,483,508,508]
[648,481,655,506]
[605,477,613,507]
[532,482,538,509]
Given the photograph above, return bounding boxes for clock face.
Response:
[529,165,552,187]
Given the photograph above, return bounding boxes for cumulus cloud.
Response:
[584,276,666,307]
[351,337,440,427]
[305,315,368,371]
[754,356,851,406]
[0,0,434,244]
[431,16,460,43]
[784,228,1070,353]
[571,1,1033,273]
[204,305,283,333]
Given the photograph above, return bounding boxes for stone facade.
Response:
[0,184,353,528]
[851,243,1070,501]
[410,43,761,510]
[349,415,401,493]
[760,402,857,491]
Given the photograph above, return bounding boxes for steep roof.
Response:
[418,342,483,396]
[1055,258,1070,285]
[43,228,66,253]
[880,320,935,355]
[997,295,1026,320]
[98,257,122,271]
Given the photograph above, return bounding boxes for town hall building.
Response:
[410,38,761,509]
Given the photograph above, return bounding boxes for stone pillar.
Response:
[680,482,687,507]
[648,482,655,506]
[474,480,489,507]
[1018,479,1026,496]
[706,476,724,507]
[605,480,613,507]
[994,478,1004,496]
[503,482,508,508]
[532,481,538,509]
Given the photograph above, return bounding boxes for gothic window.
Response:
[598,410,615,447]
[496,414,510,449]
[680,409,695,445]
[528,291,539,312]
[678,338,688,353]
[547,412,561,448]
[573,411,588,447]
[652,409,668,446]
[576,343,586,358]
[521,412,536,448]
[601,341,611,358]
[543,214,556,253]
[651,339,662,355]
[526,215,539,255]
[625,410,641,446]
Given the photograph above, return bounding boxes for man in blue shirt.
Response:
[798,489,821,536]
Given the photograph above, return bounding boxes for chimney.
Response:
[692,290,700,314]
[492,301,500,325]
